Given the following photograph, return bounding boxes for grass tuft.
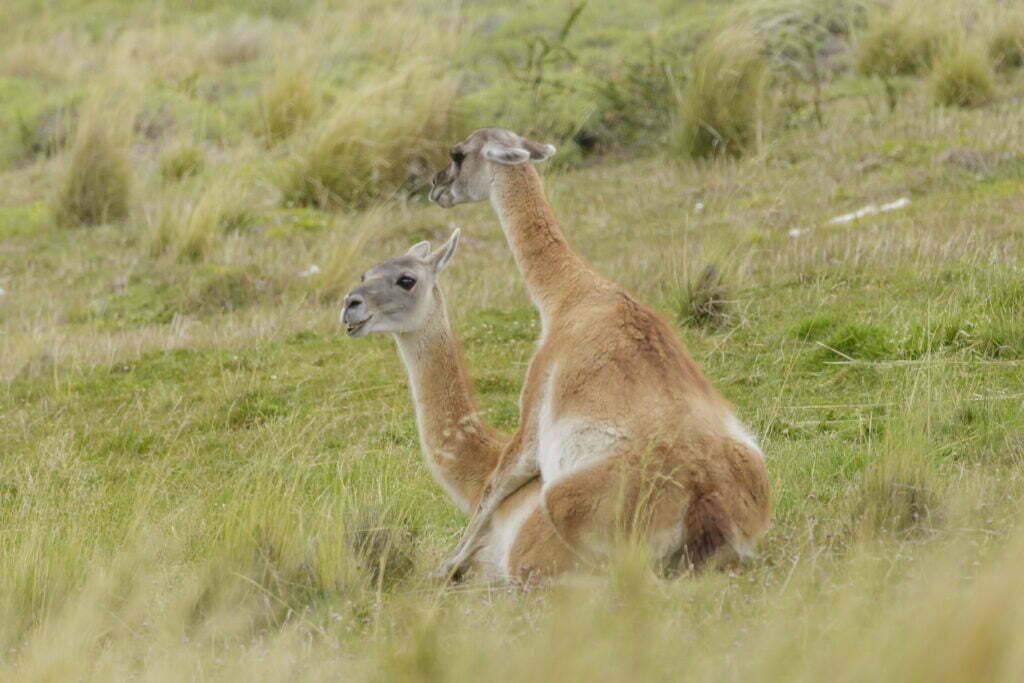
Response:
[987,5,1024,71]
[51,98,132,228]
[345,503,416,589]
[856,0,949,77]
[930,37,996,108]
[158,141,205,182]
[147,179,255,262]
[258,58,319,144]
[683,262,731,329]
[672,23,768,159]
[279,65,455,209]
[846,396,945,540]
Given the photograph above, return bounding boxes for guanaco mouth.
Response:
[346,316,372,336]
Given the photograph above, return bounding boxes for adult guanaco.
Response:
[427,128,771,579]
[342,230,570,581]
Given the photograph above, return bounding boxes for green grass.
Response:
[1,0,1024,680]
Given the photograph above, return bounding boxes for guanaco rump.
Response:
[341,230,571,581]
[428,127,771,580]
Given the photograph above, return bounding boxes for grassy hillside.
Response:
[1,0,1023,679]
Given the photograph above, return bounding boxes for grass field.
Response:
[1,0,1023,679]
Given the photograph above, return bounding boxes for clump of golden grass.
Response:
[158,141,205,182]
[258,57,320,144]
[51,98,133,227]
[930,36,997,108]
[147,179,254,261]
[279,64,456,210]
[672,23,768,159]
[987,5,1024,71]
[856,0,951,77]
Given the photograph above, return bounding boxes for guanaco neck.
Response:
[489,163,598,322]
[392,288,504,513]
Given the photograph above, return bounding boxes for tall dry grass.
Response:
[930,34,997,108]
[279,64,457,210]
[672,23,768,159]
[856,0,952,76]
[987,4,1024,71]
[51,98,133,228]
[147,178,255,262]
[258,56,320,144]
[158,140,205,182]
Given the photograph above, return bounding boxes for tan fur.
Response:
[343,242,571,582]
[429,128,772,579]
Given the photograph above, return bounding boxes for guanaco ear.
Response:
[481,141,531,165]
[427,229,460,273]
[520,137,557,161]
[406,240,431,259]
[481,137,557,164]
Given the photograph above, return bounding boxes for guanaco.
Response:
[342,230,571,581]
[427,128,771,579]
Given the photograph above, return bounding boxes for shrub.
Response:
[279,66,456,210]
[930,38,996,108]
[257,59,319,144]
[672,23,768,159]
[740,0,869,126]
[856,0,949,77]
[158,142,204,182]
[51,100,132,228]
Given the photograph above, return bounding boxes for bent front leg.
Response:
[435,444,540,581]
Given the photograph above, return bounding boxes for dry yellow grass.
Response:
[673,23,768,158]
[280,64,457,209]
[51,98,133,228]
[930,34,997,108]
[258,56,320,144]
[146,177,254,261]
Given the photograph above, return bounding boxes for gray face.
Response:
[428,127,556,209]
[341,256,437,337]
[341,231,461,337]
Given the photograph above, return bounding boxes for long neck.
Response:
[392,289,505,512]
[489,164,596,321]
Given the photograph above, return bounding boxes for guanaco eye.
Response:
[450,150,465,164]
[397,275,416,290]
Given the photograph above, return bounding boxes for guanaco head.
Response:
[429,127,556,208]
[341,230,460,337]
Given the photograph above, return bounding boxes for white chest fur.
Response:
[535,381,625,485]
